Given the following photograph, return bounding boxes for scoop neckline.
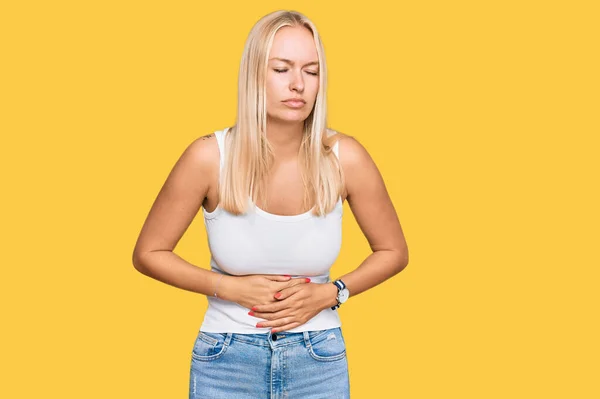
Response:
[252,202,315,222]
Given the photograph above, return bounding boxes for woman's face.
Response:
[265,25,320,124]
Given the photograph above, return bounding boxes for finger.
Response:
[270,277,309,293]
[252,299,290,313]
[273,284,303,300]
[249,308,286,320]
[284,277,311,289]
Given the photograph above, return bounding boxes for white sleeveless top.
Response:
[199,127,343,333]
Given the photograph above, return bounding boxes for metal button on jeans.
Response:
[271,333,278,341]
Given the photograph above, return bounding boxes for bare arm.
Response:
[334,135,409,300]
[131,134,237,299]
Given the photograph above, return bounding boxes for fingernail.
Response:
[284,274,291,278]
[305,278,311,283]
[252,306,258,311]
[248,311,254,316]
[274,293,281,298]
[256,323,262,328]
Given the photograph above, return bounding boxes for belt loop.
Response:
[302,331,311,349]
[224,333,233,347]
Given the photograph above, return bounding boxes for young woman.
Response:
[132,10,408,399]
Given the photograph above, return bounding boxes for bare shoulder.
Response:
[190,131,218,157]
[332,131,383,202]
[180,132,220,172]
[333,131,374,171]
[164,131,221,195]
[197,132,216,143]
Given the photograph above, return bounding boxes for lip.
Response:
[282,99,306,108]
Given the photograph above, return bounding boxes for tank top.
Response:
[199,127,343,333]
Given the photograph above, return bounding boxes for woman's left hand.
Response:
[249,281,338,333]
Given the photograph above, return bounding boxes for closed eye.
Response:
[273,69,319,76]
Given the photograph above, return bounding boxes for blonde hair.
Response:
[220,10,344,216]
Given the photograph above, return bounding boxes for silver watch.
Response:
[331,279,349,310]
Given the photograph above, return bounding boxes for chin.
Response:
[269,112,309,124]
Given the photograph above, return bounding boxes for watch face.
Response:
[338,289,350,303]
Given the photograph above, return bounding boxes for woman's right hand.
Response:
[224,274,310,310]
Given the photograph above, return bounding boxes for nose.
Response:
[289,70,304,93]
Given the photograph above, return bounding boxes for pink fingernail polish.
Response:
[252,306,258,311]
[274,293,281,298]
[248,311,254,316]
[306,278,311,283]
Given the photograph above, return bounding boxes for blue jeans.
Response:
[189,327,350,398]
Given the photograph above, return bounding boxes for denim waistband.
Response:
[202,327,341,349]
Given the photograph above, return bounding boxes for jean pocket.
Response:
[192,331,229,362]
[307,328,347,362]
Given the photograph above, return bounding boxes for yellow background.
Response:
[1,0,598,397]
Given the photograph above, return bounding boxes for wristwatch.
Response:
[331,279,350,310]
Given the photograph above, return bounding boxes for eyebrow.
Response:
[269,57,319,67]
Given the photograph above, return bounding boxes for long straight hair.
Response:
[219,10,344,216]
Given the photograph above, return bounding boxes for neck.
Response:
[265,118,305,160]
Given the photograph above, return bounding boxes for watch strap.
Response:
[333,279,346,291]
[331,279,346,310]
